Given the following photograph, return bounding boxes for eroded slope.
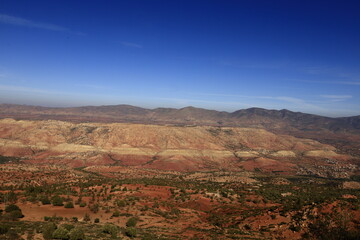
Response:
[0,118,356,176]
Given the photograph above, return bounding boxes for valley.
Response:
[0,105,359,239]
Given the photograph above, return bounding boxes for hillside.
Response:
[0,118,357,178]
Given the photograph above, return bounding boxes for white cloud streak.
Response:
[336,81,360,85]
[320,95,352,102]
[120,42,143,48]
[320,95,352,99]
[0,14,85,35]
[219,60,285,69]
[0,84,64,95]
[0,14,68,31]
[293,79,360,86]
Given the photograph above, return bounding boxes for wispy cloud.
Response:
[301,65,360,81]
[219,60,285,69]
[188,92,305,100]
[74,83,112,90]
[295,79,360,86]
[336,81,360,85]
[0,14,67,31]
[0,84,62,94]
[0,14,84,35]
[188,92,311,103]
[121,41,143,48]
[303,66,332,75]
[320,95,352,102]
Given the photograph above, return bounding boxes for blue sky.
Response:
[0,0,359,117]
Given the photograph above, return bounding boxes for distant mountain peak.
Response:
[0,103,359,133]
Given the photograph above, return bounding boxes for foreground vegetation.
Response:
[0,162,359,239]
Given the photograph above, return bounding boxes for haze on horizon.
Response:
[0,0,359,117]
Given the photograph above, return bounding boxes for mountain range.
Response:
[0,103,359,132]
[0,103,359,164]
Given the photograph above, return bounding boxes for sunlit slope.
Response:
[0,118,356,177]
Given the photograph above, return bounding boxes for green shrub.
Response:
[52,195,64,206]
[94,218,100,223]
[52,227,69,239]
[4,191,17,203]
[125,227,137,238]
[9,210,24,219]
[79,202,86,207]
[89,203,99,213]
[42,222,57,240]
[112,210,120,217]
[40,196,51,205]
[141,205,149,211]
[4,228,19,239]
[60,224,75,231]
[69,227,85,240]
[102,224,118,237]
[0,224,9,234]
[115,199,126,207]
[126,217,138,227]
[64,202,74,208]
[4,204,23,219]
[5,204,20,212]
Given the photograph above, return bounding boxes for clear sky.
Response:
[0,0,359,117]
